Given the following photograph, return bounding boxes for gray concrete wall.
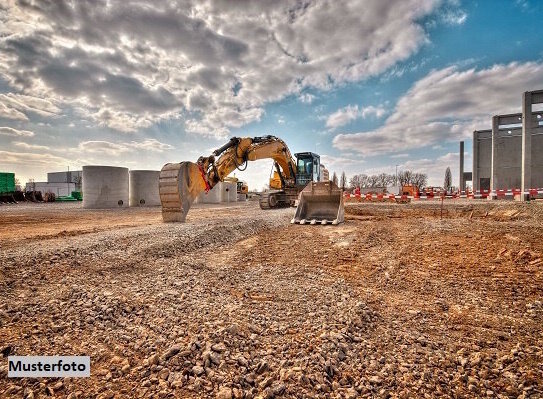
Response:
[459,141,465,191]
[495,128,522,189]
[492,114,523,191]
[531,124,543,188]
[473,130,491,191]
[522,90,543,198]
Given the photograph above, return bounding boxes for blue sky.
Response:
[0,0,542,190]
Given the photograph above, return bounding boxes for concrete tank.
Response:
[82,166,129,209]
[220,181,237,203]
[196,183,222,204]
[195,181,237,204]
[129,170,160,207]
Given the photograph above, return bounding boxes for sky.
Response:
[0,0,542,190]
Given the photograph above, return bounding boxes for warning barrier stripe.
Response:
[343,188,543,201]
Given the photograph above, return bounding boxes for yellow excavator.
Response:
[159,135,344,224]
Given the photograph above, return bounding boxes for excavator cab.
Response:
[295,152,321,186]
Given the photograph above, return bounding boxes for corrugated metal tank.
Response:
[82,166,129,209]
[129,170,160,207]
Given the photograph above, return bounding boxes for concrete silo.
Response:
[129,170,160,207]
[195,181,237,204]
[82,166,129,209]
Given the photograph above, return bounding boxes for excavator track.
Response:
[259,191,282,209]
[259,189,298,210]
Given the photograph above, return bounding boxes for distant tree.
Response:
[412,172,428,190]
[367,174,379,187]
[14,178,21,191]
[397,170,410,186]
[358,174,369,188]
[340,171,347,190]
[376,173,393,187]
[349,175,359,189]
[332,172,338,186]
[444,167,452,192]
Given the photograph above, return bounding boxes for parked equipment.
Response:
[159,135,344,224]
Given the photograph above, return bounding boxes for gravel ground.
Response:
[1,201,542,398]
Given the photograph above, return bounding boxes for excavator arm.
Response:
[199,135,296,189]
[159,136,297,222]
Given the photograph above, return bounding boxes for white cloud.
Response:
[0,102,28,120]
[129,139,175,152]
[0,126,34,137]
[299,93,316,104]
[13,141,50,151]
[390,153,409,158]
[78,141,132,156]
[0,93,61,118]
[333,61,543,155]
[326,104,386,129]
[440,9,467,25]
[77,139,174,156]
[0,0,449,136]
[0,150,69,167]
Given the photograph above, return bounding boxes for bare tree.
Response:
[367,174,379,187]
[443,167,452,192]
[350,174,368,189]
[332,172,338,186]
[340,171,347,190]
[376,173,393,187]
[412,172,428,190]
[349,175,360,189]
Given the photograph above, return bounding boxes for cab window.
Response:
[297,158,312,174]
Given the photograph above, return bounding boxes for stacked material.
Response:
[0,172,15,194]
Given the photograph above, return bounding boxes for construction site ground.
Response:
[1,200,542,398]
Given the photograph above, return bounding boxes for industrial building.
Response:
[47,171,82,187]
[463,89,543,200]
[25,170,82,197]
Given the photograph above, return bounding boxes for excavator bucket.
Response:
[159,162,207,222]
[291,181,345,225]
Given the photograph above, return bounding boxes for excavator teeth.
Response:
[299,219,307,225]
[310,219,317,225]
[320,220,327,225]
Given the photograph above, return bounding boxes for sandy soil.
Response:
[1,200,542,398]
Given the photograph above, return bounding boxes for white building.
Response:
[26,182,76,197]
